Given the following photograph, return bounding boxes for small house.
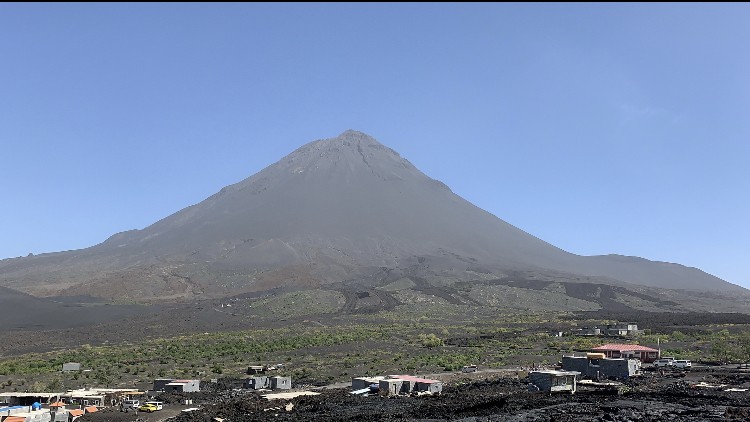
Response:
[153,378,176,392]
[164,380,200,393]
[378,379,403,396]
[244,376,269,390]
[577,327,601,336]
[377,375,443,396]
[528,370,579,394]
[246,365,265,375]
[2,409,55,422]
[351,376,384,390]
[591,344,659,363]
[62,362,81,372]
[605,323,639,337]
[270,376,291,390]
[152,378,200,393]
[562,354,641,380]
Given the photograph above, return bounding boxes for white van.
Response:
[145,401,164,410]
[653,359,674,368]
[122,399,140,411]
[673,360,692,369]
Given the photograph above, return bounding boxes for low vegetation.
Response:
[2,306,750,392]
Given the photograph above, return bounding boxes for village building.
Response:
[572,323,639,337]
[605,323,639,336]
[591,343,660,363]
[528,370,579,394]
[0,402,78,422]
[378,375,442,396]
[244,376,292,390]
[0,405,31,418]
[151,379,200,393]
[561,353,641,380]
[244,376,269,390]
[576,327,602,336]
[246,365,265,374]
[269,376,291,390]
[164,380,200,393]
[152,378,175,392]
[152,379,201,393]
[378,378,404,396]
[1,408,56,422]
[351,376,385,390]
[0,393,58,407]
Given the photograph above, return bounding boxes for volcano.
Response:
[0,130,743,306]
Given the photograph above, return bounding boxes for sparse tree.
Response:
[739,332,750,367]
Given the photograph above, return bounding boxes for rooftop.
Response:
[388,375,441,384]
[592,343,658,352]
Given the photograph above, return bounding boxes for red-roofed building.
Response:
[591,343,659,363]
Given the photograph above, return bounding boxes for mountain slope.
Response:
[0,130,743,302]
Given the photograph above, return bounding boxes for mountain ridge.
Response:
[0,130,744,306]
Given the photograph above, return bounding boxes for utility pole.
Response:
[657,337,661,359]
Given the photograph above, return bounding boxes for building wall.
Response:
[153,379,175,391]
[352,377,383,390]
[529,373,553,391]
[181,380,200,392]
[270,377,291,390]
[166,384,184,393]
[562,356,638,379]
[164,380,200,392]
[247,366,265,374]
[245,376,269,389]
[9,410,52,422]
[51,410,69,421]
[598,359,636,379]
[529,372,576,393]
[412,381,442,393]
[400,380,414,394]
[378,380,402,396]
[561,357,590,375]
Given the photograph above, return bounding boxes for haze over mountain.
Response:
[0,130,743,307]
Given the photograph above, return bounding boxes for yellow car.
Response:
[138,403,159,413]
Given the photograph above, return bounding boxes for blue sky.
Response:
[1,3,748,288]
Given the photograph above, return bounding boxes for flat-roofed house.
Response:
[529,370,579,394]
[164,380,200,393]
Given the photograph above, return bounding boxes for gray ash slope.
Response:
[0,130,743,302]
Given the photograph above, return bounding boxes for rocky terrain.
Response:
[77,367,750,421]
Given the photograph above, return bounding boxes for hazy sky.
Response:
[1,3,748,288]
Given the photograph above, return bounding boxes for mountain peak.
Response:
[336,129,378,142]
[0,130,743,306]
[278,130,410,178]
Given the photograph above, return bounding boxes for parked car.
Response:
[139,403,159,413]
[122,400,139,412]
[144,401,163,410]
[653,358,675,368]
[462,365,478,373]
[673,360,692,369]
